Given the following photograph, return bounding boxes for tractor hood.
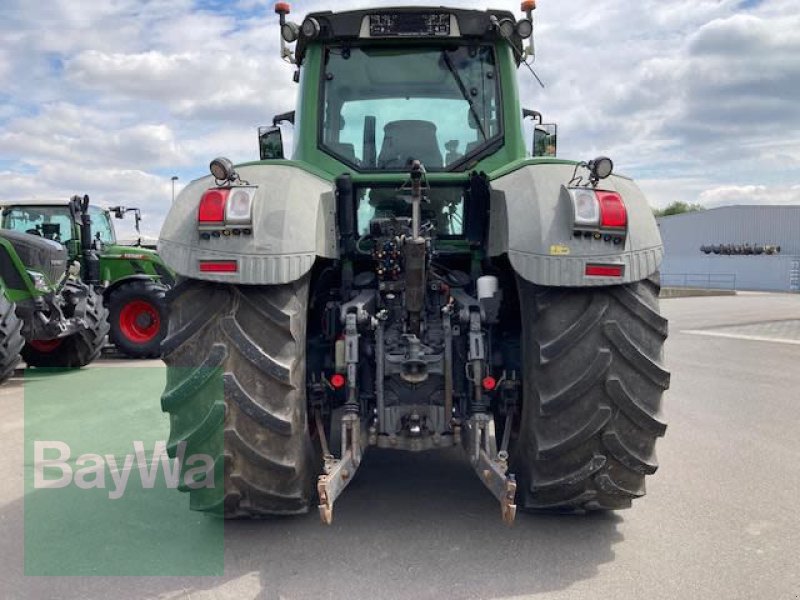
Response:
[0,229,67,286]
[101,244,161,261]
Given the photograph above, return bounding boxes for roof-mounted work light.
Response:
[275,2,298,64]
[520,0,536,57]
[301,17,321,39]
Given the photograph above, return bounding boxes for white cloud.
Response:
[0,0,798,247]
[0,103,187,169]
[699,184,800,207]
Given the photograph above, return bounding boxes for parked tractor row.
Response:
[0,194,173,383]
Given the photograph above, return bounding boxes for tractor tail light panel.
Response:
[568,188,601,228]
[597,191,627,229]
[198,189,229,224]
[198,186,256,230]
[225,187,256,225]
[568,188,628,233]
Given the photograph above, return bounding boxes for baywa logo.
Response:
[33,440,214,499]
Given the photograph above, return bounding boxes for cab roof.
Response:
[0,200,108,210]
[295,6,524,64]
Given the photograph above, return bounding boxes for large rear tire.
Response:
[160,278,316,517]
[0,293,24,384]
[22,287,109,368]
[513,274,669,512]
[108,279,168,358]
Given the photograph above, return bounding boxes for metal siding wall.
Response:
[657,206,800,292]
[661,255,798,292]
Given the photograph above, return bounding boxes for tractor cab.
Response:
[1,202,115,252]
[257,5,555,249]
[262,6,551,177]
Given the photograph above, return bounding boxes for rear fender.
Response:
[487,162,663,286]
[158,164,337,284]
[101,274,160,302]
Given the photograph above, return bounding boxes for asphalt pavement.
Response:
[1,291,799,599]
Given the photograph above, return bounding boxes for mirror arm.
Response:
[273,110,296,126]
[522,108,543,124]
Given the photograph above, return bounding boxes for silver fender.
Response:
[487,163,663,286]
[158,164,337,284]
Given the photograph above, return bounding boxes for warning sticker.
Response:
[549,244,571,256]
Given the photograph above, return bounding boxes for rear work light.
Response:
[567,188,628,232]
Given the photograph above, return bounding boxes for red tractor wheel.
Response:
[119,299,161,344]
[108,280,168,358]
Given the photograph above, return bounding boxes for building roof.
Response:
[657,204,800,255]
[658,204,800,220]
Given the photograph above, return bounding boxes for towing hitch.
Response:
[314,409,517,525]
[464,412,517,525]
[316,409,363,525]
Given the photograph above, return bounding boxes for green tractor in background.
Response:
[1,196,173,358]
[0,196,110,382]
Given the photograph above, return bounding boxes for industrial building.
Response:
[657,205,800,293]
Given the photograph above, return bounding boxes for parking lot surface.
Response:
[1,292,799,599]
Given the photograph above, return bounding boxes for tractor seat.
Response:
[377,120,443,170]
[327,142,358,164]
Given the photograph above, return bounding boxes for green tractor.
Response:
[1,197,173,358]
[0,196,110,382]
[158,4,669,523]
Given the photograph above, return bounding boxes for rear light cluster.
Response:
[198,186,257,239]
[567,188,628,245]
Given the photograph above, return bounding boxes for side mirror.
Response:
[109,206,125,219]
[258,125,284,160]
[533,124,558,157]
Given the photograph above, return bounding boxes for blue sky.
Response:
[0,0,798,238]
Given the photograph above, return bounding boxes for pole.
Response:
[171,176,178,203]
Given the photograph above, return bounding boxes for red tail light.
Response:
[482,376,497,391]
[198,189,229,223]
[199,260,238,273]
[597,191,627,229]
[329,373,346,389]
[585,264,624,277]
